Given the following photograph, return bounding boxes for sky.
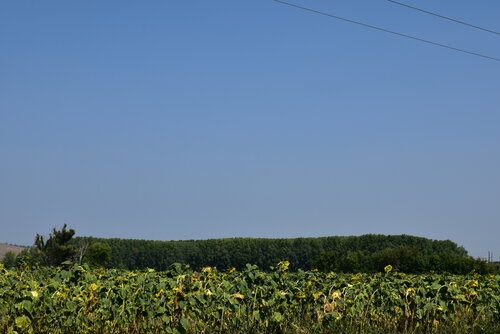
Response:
[1,0,499,260]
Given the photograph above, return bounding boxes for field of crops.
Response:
[1,262,499,334]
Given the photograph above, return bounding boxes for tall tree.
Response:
[35,224,76,266]
[83,242,111,267]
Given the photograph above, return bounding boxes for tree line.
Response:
[81,234,495,274]
[2,225,111,269]
[2,226,497,274]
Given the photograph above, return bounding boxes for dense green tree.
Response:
[34,224,76,266]
[340,251,372,273]
[67,234,494,274]
[1,251,17,268]
[83,242,112,267]
[312,251,340,272]
[372,246,428,273]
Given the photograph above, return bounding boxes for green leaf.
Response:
[272,311,283,322]
[6,328,19,334]
[15,316,31,329]
[22,300,33,314]
[180,317,190,331]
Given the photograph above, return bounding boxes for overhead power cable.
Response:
[271,0,499,62]
[387,0,500,36]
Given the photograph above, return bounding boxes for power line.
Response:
[387,0,500,36]
[271,0,500,62]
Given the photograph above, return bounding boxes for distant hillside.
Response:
[0,243,26,260]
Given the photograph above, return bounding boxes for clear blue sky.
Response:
[1,0,499,259]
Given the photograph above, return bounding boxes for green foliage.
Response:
[314,246,492,274]
[371,246,428,273]
[1,252,17,269]
[340,250,372,273]
[313,251,340,272]
[72,234,495,274]
[30,224,77,266]
[13,247,43,268]
[83,242,111,268]
[0,264,499,333]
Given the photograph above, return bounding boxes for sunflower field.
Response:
[1,262,499,334]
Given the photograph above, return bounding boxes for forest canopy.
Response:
[4,228,497,274]
[71,234,493,274]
